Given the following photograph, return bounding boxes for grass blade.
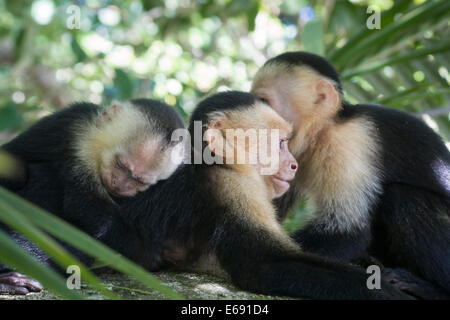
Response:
[0,229,83,299]
[0,197,117,299]
[331,0,448,69]
[328,0,412,63]
[0,187,183,300]
[341,41,450,79]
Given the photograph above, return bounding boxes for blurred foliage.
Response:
[0,0,446,132]
[0,0,449,292]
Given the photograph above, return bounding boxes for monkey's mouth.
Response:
[271,176,291,196]
[101,171,137,198]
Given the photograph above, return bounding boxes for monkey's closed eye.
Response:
[115,158,125,170]
[279,139,288,150]
[259,97,269,105]
[132,176,147,186]
[115,158,131,176]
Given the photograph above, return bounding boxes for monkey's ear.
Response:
[98,104,120,124]
[314,79,340,112]
[205,118,227,158]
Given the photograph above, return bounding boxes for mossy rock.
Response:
[0,271,289,300]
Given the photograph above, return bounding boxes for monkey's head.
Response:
[77,101,185,198]
[251,51,343,157]
[190,91,298,198]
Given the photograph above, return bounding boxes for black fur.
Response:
[189,90,256,129]
[113,91,411,299]
[1,91,410,299]
[263,51,343,93]
[2,103,98,168]
[0,99,184,267]
[132,98,185,144]
[268,52,450,294]
[2,99,184,172]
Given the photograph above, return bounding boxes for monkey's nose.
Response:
[290,161,298,173]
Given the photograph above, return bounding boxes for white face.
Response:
[259,129,297,199]
[252,79,301,133]
[208,103,298,200]
[100,138,183,197]
[269,139,297,197]
[156,141,184,181]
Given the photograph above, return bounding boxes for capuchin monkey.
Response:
[1,91,410,299]
[111,91,410,299]
[0,99,185,294]
[251,51,450,297]
[1,99,185,199]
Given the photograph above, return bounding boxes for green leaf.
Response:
[328,0,412,63]
[142,0,165,11]
[0,102,23,132]
[280,0,307,13]
[0,229,83,299]
[302,18,324,56]
[71,35,87,63]
[13,26,26,62]
[0,197,117,299]
[225,0,256,17]
[4,0,29,17]
[114,69,134,100]
[341,41,450,79]
[330,0,449,69]
[373,82,431,106]
[377,87,450,107]
[0,187,183,299]
[247,1,260,32]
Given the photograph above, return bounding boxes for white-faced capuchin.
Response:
[1,99,185,199]
[1,91,412,299]
[251,51,450,297]
[0,99,185,294]
[112,91,411,299]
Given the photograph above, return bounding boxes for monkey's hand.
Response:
[382,268,450,300]
[0,272,43,295]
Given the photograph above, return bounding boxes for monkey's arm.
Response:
[60,175,164,271]
[291,218,372,262]
[216,222,409,300]
[382,268,450,300]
